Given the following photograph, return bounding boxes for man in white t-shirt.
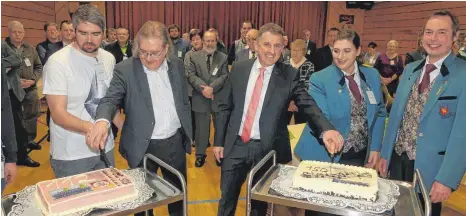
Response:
[43,4,122,178]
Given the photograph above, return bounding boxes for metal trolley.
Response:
[2,154,187,216]
[246,150,431,216]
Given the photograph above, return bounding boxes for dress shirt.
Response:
[238,60,274,139]
[418,51,450,85]
[248,50,256,59]
[341,61,364,98]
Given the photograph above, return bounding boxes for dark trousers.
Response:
[389,151,442,216]
[9,90,28,161]
[194,111,216,157]
[22,88,39,142]
[286,111,307,125]
[134,129,187,216]
[305,148,367,216]
[218,137,270,216]
[189,97,196,139]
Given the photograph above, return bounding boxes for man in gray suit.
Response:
[88,21,193,216]
[235,29,258,62]
[186,29,229,167]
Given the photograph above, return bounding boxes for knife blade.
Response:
[100,148,113,168]
[330,153,335,174]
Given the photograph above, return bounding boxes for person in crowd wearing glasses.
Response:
[235,29,259,62]
[87,21,193,216]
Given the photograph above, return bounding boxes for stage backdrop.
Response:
[106,1,327,49]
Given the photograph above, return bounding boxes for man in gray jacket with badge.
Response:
[186,29,229,167]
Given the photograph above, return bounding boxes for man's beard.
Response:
[170,36,179,40]
[204,46,216,54]
[79,42,99,54]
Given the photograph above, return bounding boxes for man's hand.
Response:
[381,77,392,85]
[430,181,452,203]
[86,121,109,150]
[213,147,224,163]
[20,79,35,88]
[365,151,379,169]
[288,101,298,112]
[200,85,213,99]
[377,158,388,177]
[4,163,17,184]
[322,130,344,154]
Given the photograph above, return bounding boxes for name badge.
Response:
[123,54,128,60]
[366,90,377,104]
[212,67,218,76]
[178,50,183,58]
[95,63,107,81]
[24,58,32,67]
[307,50,311,55]
[390,60,395,65]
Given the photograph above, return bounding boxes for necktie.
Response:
[419,64,437,94]
[206,54,212,72]
[345,74,362,103]
[241,67,266,143]
[251,52,256,59]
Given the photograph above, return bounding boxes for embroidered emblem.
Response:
[440,106,449,116]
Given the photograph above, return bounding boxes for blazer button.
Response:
[419,133,424,137]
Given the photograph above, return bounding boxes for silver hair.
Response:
[72,4,105,32]
[132,21,173,57]
[7,21,24,31]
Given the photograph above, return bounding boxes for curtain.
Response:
[106,1,327,48]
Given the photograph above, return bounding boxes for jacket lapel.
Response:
[166,57,182,113]
[262,63,286,109]
[133,58,155,121]
[394,59,424,115]
[336,68,351,119]
[419,54,454,122]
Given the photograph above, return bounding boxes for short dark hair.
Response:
[189,29,203,40]
[327,27,340,34]
[167,24,180,32]
[60,20,72,30]
[44,22,58,32]
[334,29,361,49]
[425,10,460,36]
[368,42,377,48]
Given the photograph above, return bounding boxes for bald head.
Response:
[8,21,25,45]
[246,29,259,51]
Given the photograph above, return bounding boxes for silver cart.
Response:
[2,153,187,216]
[246,150,431,216]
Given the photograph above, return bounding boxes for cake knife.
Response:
[100,147,113,168]
[330,153,335,174]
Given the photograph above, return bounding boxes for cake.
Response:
[35,168,138,216]
[292,161,378,202]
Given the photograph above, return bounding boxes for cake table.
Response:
[1,154,187,216]
[246,150,432,216]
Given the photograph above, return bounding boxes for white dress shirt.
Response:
[248,50,256,59]
[143,59,182,139]
[238,60,274,139]
[341,61,364,98]
[418,51,450,85]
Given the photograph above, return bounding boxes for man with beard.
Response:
[43,4,123,178]
[168,24,189,60]
[186,29,229,167]
[228,21,253,64]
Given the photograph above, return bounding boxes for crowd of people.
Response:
[2,4,466,216]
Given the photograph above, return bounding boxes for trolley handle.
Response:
[413,169,431,216]
[143,153,187,216]
[246,150,276,216]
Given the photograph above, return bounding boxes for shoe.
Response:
[17,157,40,167]
[28,142,42,150]
[195,156,206,168]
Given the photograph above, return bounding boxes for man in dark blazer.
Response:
[105,27,132,64]
[235,29,258,62]
[303,29,317,61]
[88,21,193,216]
[405,39,427,66]
[312,27,339,72]
[214,23,343,216]
[44,20,75,64]
[186,29,228,167]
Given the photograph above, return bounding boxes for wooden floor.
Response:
[2,112,466,216]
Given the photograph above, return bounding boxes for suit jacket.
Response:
[281,48,291,62]
[235,48,253,62]
[105,42,133,64]
[214,59,335,164]
[312,45,333,72]
[1,60,18,163]
[44,41,65,64]
[1,40,25,101]
[405,50,426,66]
[295,64,387,162]
[305,40,317,61]
[186,50,229,113]
[380,53,466,192]
[96,55,193,168]
[36,39,53,65]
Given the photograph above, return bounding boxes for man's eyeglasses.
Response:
[139,49,165,59]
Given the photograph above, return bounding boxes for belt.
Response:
[237,136,261,143]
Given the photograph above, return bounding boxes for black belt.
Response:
[237,136,261,143]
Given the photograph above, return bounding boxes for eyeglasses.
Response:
[139,49,165,59]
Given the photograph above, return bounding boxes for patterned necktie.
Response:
[241,67,266,143]
[85,59,108,119]
[345,74,362,103]
[206,54,212,72]
[419,64,437,94]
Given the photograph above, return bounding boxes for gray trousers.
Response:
[22,88,39,142]
[194,111,217,157]
[50,150,115,178]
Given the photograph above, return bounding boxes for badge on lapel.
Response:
[439,105,454,118]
